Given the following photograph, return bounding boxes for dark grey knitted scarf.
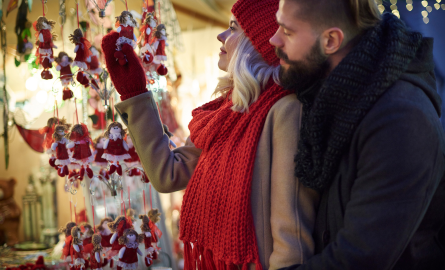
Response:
[295,13,423,191]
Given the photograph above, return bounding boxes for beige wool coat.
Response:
[115,91,320,270]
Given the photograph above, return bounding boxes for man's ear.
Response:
[320,27,344,55]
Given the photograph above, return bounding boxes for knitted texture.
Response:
[181,82,291,269]
[294,13,423,191]
[101,31,147,101]
[232,0,280,66]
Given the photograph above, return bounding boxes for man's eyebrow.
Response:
[230,20,239,26]
[276,15,294,32]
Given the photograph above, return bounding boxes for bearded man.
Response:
[270,0,445,269]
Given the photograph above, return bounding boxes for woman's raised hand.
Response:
[101,31,147,100]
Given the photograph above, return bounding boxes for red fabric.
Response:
[101,233,113,248]
[72,141,92,160]
[83,237,92,246]
[143,234,153,249]
[231,0,280,66]
[89,251,101,269]
[71,244,84,260]
[61,235,73,259]
[55,141,69,160]
[104,138,128,156]
[180,83,291,269]
[101,31,147,100]
[120,247,138,264]
[84,243,93,254]
[120,26,134,40]
[149,222,162,243]
[88,55,100,70]
[69,124,91,141]
[16,124,45,153]
[124,147,139,163]
[60,64,73,80]
[155,39,166,56]
[95,148,108,163]
[39,29,53,49]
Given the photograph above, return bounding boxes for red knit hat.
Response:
[232,0,280,66]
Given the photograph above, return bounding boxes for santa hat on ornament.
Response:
[231,0,281,66]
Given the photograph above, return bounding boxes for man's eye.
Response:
[230,27,235,31]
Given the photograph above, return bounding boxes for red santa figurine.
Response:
[34,16,57,79]
[102,122,131,176]
[51,125,71,177]
[117,228,143,270]
[55,52,74,101]
[94,135,110,180]
[67,123,94,181]
[139,215,155,267]
[70,29,92,87]
[114,11,137,66]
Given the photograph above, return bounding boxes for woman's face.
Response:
[217,15,243,72]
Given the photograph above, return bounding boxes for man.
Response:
[270,0,445,269]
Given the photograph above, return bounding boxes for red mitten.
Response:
[102,31,147,101]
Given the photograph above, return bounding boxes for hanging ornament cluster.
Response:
[34,16,57,80]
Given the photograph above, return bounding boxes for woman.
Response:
[102,0,319,269]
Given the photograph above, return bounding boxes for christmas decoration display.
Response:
[102,122,131,176]
[139,214,154,267]
[51,124,71,177]
[60,221,77,261]
[114,11,137,66]
[93,135,110,180]
[117,228,143,270]
[54,52,74,101]
[34,16,57,79]
[69,29,92,87]
[89,233,109,270]
[124,135,142,177]
[67,124,94,181]
[71,226,86,270]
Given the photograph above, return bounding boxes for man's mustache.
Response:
[275,47,291,64]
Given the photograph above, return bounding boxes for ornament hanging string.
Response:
[74,98,79,124]
[143,188,146,214]
[111,97,115,122]
[41,0,45,16]
[128,186,131,209]
[84,195,87,222]
[76,1,80,29]
[74,199,78,223]
[90,195,96,232]
[121,189,126,216]
[103,188,107,217]
[61,25,65,52]
[158,2,161,23]
[125,0,128,11]
[55,100,59,125]
[70,194,73,222]
[149,183,152,209]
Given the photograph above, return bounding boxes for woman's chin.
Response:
[217,60,228,72]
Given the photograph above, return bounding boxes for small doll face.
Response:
[42,21,50,30]
[84,227,90,235]
[127,233,136,242]
[149,19,157,28]
[57,129,66,136]
[77,231,81,238]
[110,125,122,135]
[126,136,133,145]
[125,15,135,27]
[161,29,166,36]
[96,137,107,148]
[62,55,69,63]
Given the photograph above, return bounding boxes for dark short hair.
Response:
[289,0,381,38]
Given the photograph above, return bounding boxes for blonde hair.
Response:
[213,33,280,113]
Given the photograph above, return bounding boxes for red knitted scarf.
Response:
[181,83,291,270]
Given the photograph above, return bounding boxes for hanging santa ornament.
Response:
[70,29,93,87]
[54,52,74,101]
[138,12,157,66]
[51,124,71,177]
[34,16,57,80]
[102,122,131,176]
[114,11,137,66]
[67,123,94,181]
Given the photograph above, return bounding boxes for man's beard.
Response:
[276,40,330,96]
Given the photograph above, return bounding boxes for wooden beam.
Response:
[172,3,228,29]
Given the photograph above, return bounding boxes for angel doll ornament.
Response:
[34,16,57,79]
[96,217,113,253]
[117,229,143,270]
[114,11,137,66]
[139,215,154,267]
[152,24,168,76]
[67,124,94,180]
[89,234,109,270]
[148,209,162,260]
[51,125,71,177]
[71,226,86,270]
[93,135,110,180]
[60,222,77,262]
[86,46,103,90]
[108,215,133,264]
[102,122,131,176]
[40,117,68,168]
[70,29,92,87]
[139,12,157,65]
[55,52,74,101]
